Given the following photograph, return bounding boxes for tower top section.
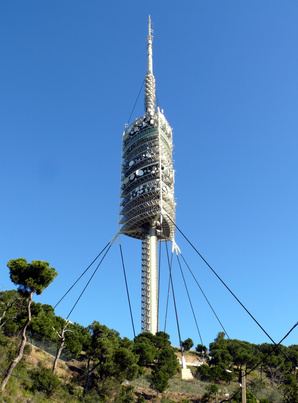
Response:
[119,17,175,242]
[145,15,156,115]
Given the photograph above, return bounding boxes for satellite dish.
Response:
[136,169,143,176]
[130,174,135,180]
[129,160,135,166]
[123,177,129,185]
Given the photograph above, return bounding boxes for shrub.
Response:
[114,385,135,403]
[29,366,61,397]
[151,369,170,393]
[23,343,32,356]
[230,388,257,403]
[195,364,211,381]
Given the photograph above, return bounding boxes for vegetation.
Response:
[1,257,298,402]
[1,258,57,391]
[181,338,194,352]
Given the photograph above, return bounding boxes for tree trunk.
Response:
[52,321,69,374]
[83,357,92,397]
[1,292,33,391]
[0,300,16,325]
[0,318,13,329]
[241,370,246,403]
[0,307,9,324]
[52,338,65,374]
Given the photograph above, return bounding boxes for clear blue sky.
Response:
[1,1,297,348]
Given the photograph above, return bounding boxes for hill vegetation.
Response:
[1,259,298,402]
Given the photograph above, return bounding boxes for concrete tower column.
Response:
[141,221,158,334]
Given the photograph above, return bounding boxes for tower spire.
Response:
[145,15,156,115]
[147,15,153,74]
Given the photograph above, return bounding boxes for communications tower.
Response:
[119,17,175,334]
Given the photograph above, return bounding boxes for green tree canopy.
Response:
[133,336,156,366]
[82,321,140,398]
[8,258,58,295]
[196,344,207,354]
[182,337,194,351]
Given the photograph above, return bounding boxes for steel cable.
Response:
[166,214,296,366]
[179,252,230,339]
[176,253,204,346]
[162,217,183,355]
[163,248,173,333]
[246,321,298,376]
[127,79,145,125]
[54,242,110,309]
[158,229,162,328]
[119,240,136,338]
[66,244,112,320]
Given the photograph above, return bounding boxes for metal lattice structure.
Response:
[119,17,175,334]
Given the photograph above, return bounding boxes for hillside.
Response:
[0,340,286,403]
[1,290,297,402]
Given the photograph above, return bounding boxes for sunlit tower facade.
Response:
[119,17,175,334]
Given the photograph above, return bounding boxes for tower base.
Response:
[181,368,194,380]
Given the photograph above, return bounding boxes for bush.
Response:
[195,364,211,381]
[230,388,257,403]
[202,384,219,402]
[151,369,170,393]
[114,385,135,403]
[282,382,298,403]
[29,366,61,397]
[23,343,32,356]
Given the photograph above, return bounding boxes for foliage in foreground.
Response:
[1,288,298,402]
[1,259,57,391]
[28,366,61,397]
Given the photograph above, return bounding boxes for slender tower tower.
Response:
[119,17,175,334]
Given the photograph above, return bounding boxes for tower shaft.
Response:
[141,221,158,333]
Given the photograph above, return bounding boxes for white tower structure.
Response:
[119,17,175,334]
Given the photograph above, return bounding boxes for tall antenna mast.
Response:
[145,15,156,116]
[119,17,176,334]
[147,15,153,74]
